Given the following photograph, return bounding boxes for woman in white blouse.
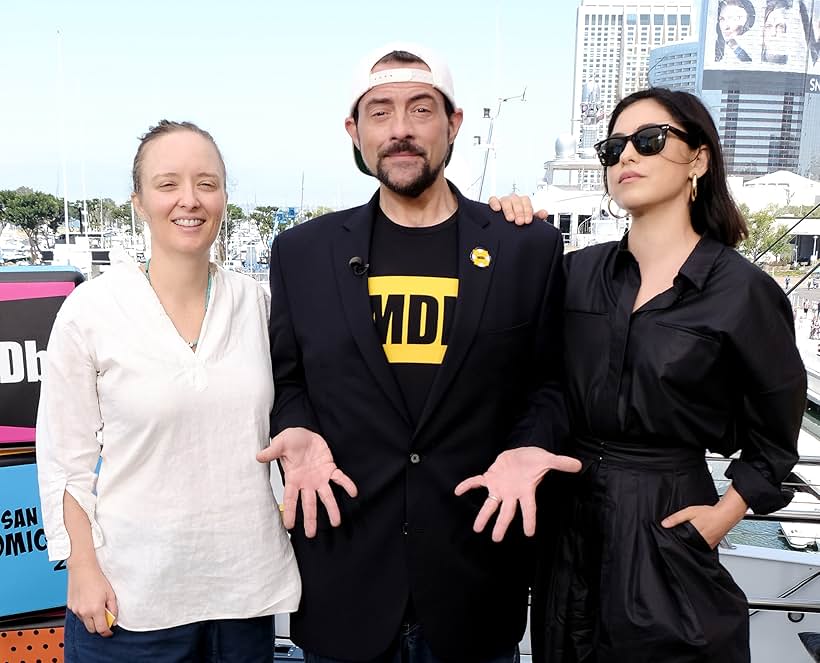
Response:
[36,121,301,662]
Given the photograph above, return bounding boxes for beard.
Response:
[375,139,447,198]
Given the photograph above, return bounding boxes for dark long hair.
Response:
[606,88,747,247]
[715,0,756,61]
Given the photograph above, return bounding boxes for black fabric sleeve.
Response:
[724,273,806,514]
[504,229,570,453]
[268,235,320,438]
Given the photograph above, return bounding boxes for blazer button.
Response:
[409,453,421,464]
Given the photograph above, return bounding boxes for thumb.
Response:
[548,454,583,474]
[256,437,284,464]
[105,590,118,623]
[661,507,692,528]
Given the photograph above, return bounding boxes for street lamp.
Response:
[477,88,527,201]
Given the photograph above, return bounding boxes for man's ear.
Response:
[345,116,360,148]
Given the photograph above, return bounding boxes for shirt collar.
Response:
[614,232,724,292]
[678,235,724,291]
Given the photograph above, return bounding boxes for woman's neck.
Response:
[627,199,700,266]
[145,249,211,306]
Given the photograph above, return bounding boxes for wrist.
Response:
[67,553,99,572]
[717,486,748,521]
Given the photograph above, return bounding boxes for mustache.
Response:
[378,140,426,159]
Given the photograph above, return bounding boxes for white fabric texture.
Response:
[36,258,300,630]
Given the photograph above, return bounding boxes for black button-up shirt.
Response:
[563,234,806,514]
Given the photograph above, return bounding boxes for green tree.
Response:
[3,190,62,262]
[225,203,244,242]
[737,204,792,263]
[251,205,278,247]
[0,190,14,240]
[304,205,335,220]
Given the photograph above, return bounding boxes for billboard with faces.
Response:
[704,0,820,84]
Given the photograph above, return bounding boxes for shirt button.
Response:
[409,453,421,464]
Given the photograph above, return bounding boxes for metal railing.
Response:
[707,453,820,615]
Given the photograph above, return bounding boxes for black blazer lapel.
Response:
[333,193,411,426]
[414,197,497,437]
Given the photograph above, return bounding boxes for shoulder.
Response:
[54,262,134,324]
[275,206,362,246]
[564,241,620,275]
[214,265,268,309]
[713,248,790,309]
[458,197,562,246]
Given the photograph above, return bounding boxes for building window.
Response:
[654,14,664,25]
[667,14,677,25]
[681,15,690,25]
[640,14,650,25]
[627,13,637,25]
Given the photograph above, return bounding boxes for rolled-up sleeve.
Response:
[36,316,104,561]
[725,276,806,514]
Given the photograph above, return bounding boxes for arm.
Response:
[258,236,357,537]
[455,233,580,542]
[663,275,805,546]
[723,277,805,514]
[64,492,118,636]
[266,236,320,436]
[36,316,116,635]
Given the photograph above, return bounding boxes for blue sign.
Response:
[0,461,67,617]
[287,207,297,220]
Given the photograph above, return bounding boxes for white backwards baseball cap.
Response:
[349,43,457,176]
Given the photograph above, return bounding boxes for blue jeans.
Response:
[304,622,520,663]
[64,609,273,662]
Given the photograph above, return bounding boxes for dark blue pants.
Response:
[64,609,273,662]
[304,622,519,663]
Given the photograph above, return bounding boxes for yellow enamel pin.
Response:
[470,247,491,268]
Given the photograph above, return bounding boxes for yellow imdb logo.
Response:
[368,276,459,365]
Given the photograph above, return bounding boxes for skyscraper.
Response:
[648,39,699,91]
[572,1,695,185]
[699,0,820,180]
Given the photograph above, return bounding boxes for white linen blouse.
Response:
[36,256,300,631]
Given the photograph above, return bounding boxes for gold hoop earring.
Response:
[690,174,698,203]
[606,195,628,220]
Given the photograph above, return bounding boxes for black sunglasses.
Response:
[594,124,690,167]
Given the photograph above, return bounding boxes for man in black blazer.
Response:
[259,42,579,663]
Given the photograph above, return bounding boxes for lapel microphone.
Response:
[349,256,370,277]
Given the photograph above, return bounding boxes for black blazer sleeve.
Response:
[503,224,569,454]
[269,235,320,437]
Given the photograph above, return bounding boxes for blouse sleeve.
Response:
[724,273,806,514]
[35,315,105,561]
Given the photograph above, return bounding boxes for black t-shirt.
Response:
[367,208,459,425]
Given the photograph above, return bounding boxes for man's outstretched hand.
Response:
[257,427,357,538]
[455,447,582,542]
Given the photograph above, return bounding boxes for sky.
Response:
[0,0,580,211]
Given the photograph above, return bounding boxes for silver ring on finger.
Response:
[487,493,500,502]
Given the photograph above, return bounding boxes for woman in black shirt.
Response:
[529,89,806,662]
